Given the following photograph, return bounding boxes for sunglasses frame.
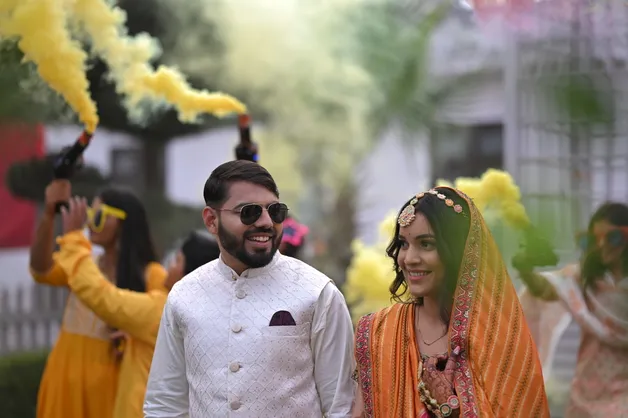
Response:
[87,204,127,233]
[216,202,289,226]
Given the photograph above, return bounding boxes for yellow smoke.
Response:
[1,0,98,132]
[0,0,245,133]
[345,169,530,323]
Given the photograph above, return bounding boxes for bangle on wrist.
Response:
[438,395,460,417]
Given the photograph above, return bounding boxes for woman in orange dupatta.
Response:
[352,187,549,417]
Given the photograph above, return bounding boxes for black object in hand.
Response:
[235,114,259,162]
[52,130,92,212]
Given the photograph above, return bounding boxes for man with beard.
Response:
[144,160,356,418]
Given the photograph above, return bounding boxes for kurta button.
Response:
[231,324,242,333]
[229,362,240,372]
[230,400,241,410]
[231,273,237,281]
[236,289,246,299]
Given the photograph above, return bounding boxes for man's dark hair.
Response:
[203,160,279,207]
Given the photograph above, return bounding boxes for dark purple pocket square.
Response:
[269,310,296,326]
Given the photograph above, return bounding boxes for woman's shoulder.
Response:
[144,261,166,272]
[144,262,167,291]
[357,303,408,328]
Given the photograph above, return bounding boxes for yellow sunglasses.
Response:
[86,204,127,232]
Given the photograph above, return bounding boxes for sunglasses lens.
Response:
[90,210,104,230]
[607,230,625,247]
[240,205,263,225]
[577,234,590,251]
[268,203,288,224]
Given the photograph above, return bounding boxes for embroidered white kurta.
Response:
[144,253,355,418]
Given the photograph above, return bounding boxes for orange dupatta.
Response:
[354,187,550,417]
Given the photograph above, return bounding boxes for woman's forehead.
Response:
[593,219,614,230]
[399,213,433,237]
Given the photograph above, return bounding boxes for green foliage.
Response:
[0,39,72,124]
[0,351,48,418]
[346,1,479,144]
[350,2,447,129]
[549,73,614,125]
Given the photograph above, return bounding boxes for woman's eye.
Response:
[420,240,436,250]
[398,240,408,249]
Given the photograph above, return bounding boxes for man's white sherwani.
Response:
[144,253,355,418]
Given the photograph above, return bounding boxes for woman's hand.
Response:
[422,353,457,405]
[61,197,88,234]
[110,329,128,360]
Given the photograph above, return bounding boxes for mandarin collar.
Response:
[217,251,282,279]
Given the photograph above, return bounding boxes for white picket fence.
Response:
[0,284,66,355]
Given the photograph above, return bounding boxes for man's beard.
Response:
[217,222,282,269]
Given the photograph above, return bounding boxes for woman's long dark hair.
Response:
[386,187,470,324]
[98,187,158,293]
[581,202,628,289]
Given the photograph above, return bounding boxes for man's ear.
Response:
[202,206,218,235]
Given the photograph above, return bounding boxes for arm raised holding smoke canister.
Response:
[29,131,93,285]
[29,180,71,285]
[512,227,562,301]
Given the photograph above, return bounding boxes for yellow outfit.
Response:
[33,231,167,418]
[33,262,118,418]
[56,231,168,418]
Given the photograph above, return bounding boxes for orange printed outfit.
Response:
[354,187,550,417]
[33,231,166,418]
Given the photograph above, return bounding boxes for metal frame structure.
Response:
[503,2,628,415]
[505,0,628,258]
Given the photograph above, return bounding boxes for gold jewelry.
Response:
[420,331,447,346]
[398,189,464,227]
[417,360,459,417]
[416,306,448,346]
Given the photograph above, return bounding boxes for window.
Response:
[431,123,504,183]
[110,148,144,191]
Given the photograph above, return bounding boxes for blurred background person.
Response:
[28,182,166,418]
[278,216,309,260]
[514,202,628,418]
[58,208,222,418]
[164,229,221,290]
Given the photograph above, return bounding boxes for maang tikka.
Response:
[397,190,464,227]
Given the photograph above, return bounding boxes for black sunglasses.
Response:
[219,202,289,226]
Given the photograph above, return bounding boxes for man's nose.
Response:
[254,208,274,228]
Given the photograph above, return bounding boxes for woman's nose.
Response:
[403,249,423,265]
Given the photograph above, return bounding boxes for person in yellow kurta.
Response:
[58,199,222,418]
[29,181,164,418]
